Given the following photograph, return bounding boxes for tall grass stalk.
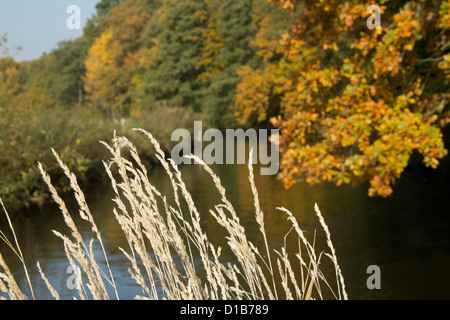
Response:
[0,129,348,300]
[0,198,35,300]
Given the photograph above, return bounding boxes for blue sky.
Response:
[0,1,100,61]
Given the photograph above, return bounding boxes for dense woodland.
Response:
[0,0,449,207]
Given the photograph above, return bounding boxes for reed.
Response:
[0,129,348,300]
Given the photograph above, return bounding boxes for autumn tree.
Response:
[0,57,23,110]
[84,0,150,116]
[235,0,450,196]
[192,0,291,128]
[0,33,26,110]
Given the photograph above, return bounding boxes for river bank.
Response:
[0,105,205,212]
[2,152,450,299]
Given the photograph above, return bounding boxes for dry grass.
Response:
[0,129,348,300]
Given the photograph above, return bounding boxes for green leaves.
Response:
[140,0,206,111]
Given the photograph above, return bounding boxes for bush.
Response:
[0,105,203,209]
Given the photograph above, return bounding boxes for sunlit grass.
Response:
[0,129,347,300]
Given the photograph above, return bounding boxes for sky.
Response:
[0,1,100,61]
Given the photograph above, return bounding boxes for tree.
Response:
[84,30,117,112]
[0,57,23,110]
[141,0,207,111]
[95,0,122,17]
[203,0,257,128]
[235,0,450,197]
[84,0,150,116]
[0,32,22,58]
[45,38,92,106]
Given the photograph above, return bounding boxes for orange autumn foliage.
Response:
[235,0,450,197]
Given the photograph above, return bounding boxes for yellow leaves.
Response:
[235,66,271,124]
[273,88,448,196]
[424,157,441,169]
[84,31,117,108]
[86,31,115,72]
[234,0,449,197]
[193,5,224,83]
[83,1,151,115]
[369,175,393,197]
[365,5,422,79]
[322,42,338,51]
[404,43,414,51]
[309,112,319,122]
[139,43,162,70]
[374,27,383,36]
[277,0,295,11]
[83,0,151,115]
[85,31,115,76]
[438,0,450,29]
[394,9,416,36]
[438,53,450,79]
[0,58,23,107]
[350,75,358,85]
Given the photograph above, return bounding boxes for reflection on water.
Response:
[1,162,450,300]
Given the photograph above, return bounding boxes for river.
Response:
[1,161,449,300]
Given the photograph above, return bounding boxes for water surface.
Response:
[1,162,449,300]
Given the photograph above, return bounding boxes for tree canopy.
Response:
[1,0,449,199]
[235,0,450,196]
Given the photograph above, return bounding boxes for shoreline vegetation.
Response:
[0,130,347,300]
[1,0,449,210]
[0,105,205,211]
[2,101,448,214]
